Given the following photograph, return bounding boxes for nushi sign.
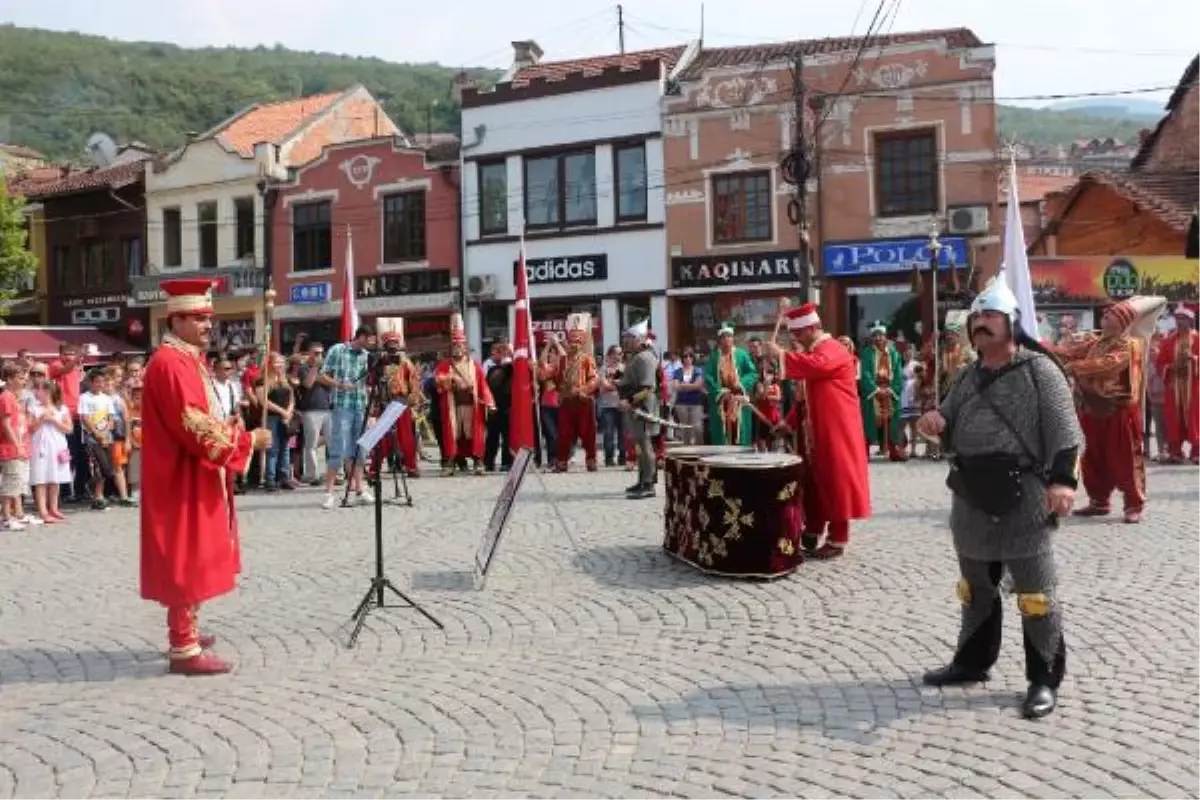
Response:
[514,254,608,285]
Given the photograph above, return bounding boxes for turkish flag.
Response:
[509,242,536,452]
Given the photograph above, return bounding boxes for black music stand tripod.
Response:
[345,362,440,647]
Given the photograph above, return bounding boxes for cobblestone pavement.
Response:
[1,457,1197,799]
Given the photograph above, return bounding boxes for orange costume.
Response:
[434,313,494,473]
[551,313,599,471]
[376,318,423,477]
[139,279,256,676]
[1155,307,1199,463]
[1056,300,1147,521]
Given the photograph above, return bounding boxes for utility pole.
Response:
[617,5,625,54]
[782,50,812,302]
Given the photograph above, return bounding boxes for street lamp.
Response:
[928,224,943,403]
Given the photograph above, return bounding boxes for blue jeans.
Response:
[598,407,625,464]
[265,417,291,485]
[326,406,366,471]
[539,405,558,466]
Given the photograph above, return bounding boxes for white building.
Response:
[139,87,398,344]
[459,40,699,355]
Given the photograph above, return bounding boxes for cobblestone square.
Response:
[1,461,1197,798]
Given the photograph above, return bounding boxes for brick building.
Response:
[663,28,1001,347]
[1031,56,1198,259]
[12,147,157,350]
[270,135,461,356]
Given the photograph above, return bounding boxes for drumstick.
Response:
[736,395,777,428]
[769,298,792,346]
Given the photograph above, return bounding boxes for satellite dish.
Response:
[85,132,119,167]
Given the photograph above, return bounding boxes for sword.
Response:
[632,409,694,430]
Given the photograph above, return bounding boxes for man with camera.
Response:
[297,341,332,485]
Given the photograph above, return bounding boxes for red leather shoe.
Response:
[1123,510,1143,524]
[1073,505,1110,517]
[168,652,233,676]
[813,543,846,560]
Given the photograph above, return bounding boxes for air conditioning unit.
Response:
[466,273,497,300]
[947,206,989,236]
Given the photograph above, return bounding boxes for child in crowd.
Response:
[900,360,922,459]
[0,363,35,530]
[753,369,784,453]
[29,381,72,523]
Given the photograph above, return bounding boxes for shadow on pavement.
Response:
[572,542,723,591]
[410,569,476,592]
[633,677,1021,744]
[0,647,167,685]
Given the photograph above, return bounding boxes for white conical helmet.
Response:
[969,275,1020,323]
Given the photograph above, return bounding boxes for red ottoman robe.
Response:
[140,335,254,608]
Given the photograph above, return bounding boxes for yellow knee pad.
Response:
[956,579,971,605]
[1017,592,1051,618]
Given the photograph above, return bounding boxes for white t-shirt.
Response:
[78,391,116,437]
[900,361,918,410]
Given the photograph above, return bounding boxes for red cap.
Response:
[162,278,218,316]
[786,302,821,330]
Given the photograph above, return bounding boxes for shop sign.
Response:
[59,293,129,310]
[1031,256,1199,304]
[356,269,451,299]
[289,282,331,305]
[822,236,969,276]
[671,251,801,289]
[530,309,602,346]
[516,254,609,285]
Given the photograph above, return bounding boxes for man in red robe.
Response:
[140,279,271,676]
[1155,306,1199,464]
[1054,299,1152,523]
[766,303,871,559]
[549,312,599,472]
[435,313,494,475]
[375,318,423,478]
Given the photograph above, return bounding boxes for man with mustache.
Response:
[916,277,1082,719]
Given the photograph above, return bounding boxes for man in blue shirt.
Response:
[316,324,375,509]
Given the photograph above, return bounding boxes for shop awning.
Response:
[0,326,141,361]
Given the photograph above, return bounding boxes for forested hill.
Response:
[0,25,499,161]
[0,25,1158,162]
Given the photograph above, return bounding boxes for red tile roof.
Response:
[679,28,985,78]
[0,143,46,160]
[511,46,686,86]
[9,160,146,199]
[213,91,344,157]
[1131,55,1198,170]
[1088,170,1199,232]
[1001,174,1079,205]
[0,326,136,360]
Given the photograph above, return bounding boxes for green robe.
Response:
[859,344,904,446]
[704,347,758,446]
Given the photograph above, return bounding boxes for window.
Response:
[614,144,648,221]
[235,197,255,260]
[162,207,182,267]
[292,201,332,272]
[198,201,218,268]
[382,192,427,262]
[524,151,596,229]
[52,246,71,292]
[478,161,508,235]
[122,237,142,278]
[81,241,113,290]
[711,171,772,244]
[875,129,938,217]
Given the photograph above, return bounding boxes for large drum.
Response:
[663,450,805,579]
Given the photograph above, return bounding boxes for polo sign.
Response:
[822,236,969,277]
[516,254,608,285]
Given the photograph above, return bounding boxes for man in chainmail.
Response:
[619,321,660,499]
[917,277,1083,719]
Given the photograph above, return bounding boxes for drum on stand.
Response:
[663,451,805,579]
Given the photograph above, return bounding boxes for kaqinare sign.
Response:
[515,254,608,285]
[671,251,801,290]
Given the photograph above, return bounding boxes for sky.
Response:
[3,0,1197,108]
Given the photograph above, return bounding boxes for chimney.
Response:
[511,40,544,70]
[451,70,477,104]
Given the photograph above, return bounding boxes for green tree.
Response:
[0,179,38,314]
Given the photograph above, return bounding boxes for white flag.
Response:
[340,225,360,341]
[1002,159,1039,341]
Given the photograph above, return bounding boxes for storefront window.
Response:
[847,284,918,347]
[531,301,602,357]
[620,298,650,335]
[480,303,510,350]
[681,294,799,355]
[281,319,341,355]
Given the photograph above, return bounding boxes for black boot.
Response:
[625,482,644,494]
[922,663,990,686]
[1021,684,1057,719]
